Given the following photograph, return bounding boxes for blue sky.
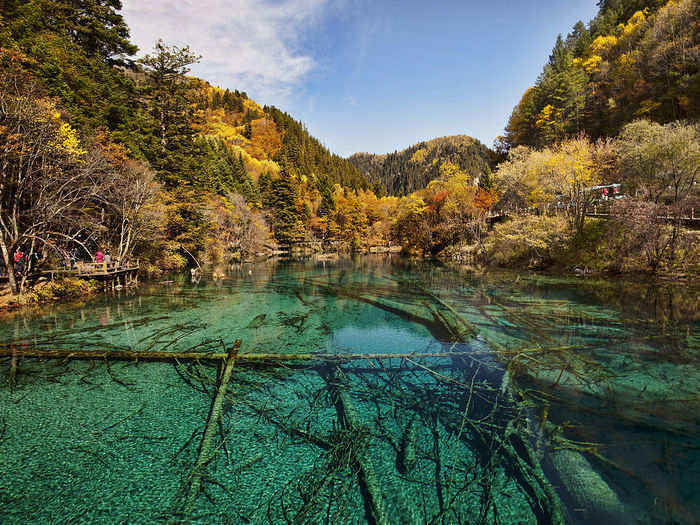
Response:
[122,1,599,156]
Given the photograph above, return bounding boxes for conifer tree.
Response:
[270,163,301,242]
[138,40,201,151]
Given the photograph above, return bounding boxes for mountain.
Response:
[188,79,368,192]
[348,136,494,196]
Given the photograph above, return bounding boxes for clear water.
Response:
[0,257,698,524]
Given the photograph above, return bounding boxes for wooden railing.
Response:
[488,206,699,224]
[586,206,698,222]
[41,259,139,280]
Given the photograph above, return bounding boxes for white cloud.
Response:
[121,0,330,103]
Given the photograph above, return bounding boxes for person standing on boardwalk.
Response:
[14,250,25,275]
[95,249,104,263]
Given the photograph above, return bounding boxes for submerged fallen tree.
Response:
[0,348,486,362]
[318,365,389,525]
[184,340,240,516]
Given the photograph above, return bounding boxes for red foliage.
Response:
[474,188,496,212]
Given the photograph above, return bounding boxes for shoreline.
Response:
[2,254,696,315]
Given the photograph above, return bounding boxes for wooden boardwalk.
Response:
[487,207,700,226]
[586,206,700,225]
[41,261,140,288]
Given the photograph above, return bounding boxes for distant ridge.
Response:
[348,135,493,196]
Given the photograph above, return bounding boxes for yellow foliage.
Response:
[634,98,662,117]
[54,122,85,156]
[222,143,280,180]
[581,55,604,73]
[618,52,636,67]
[535,104,558,129]
[207,119,242,141]
[250,118,282,158]
[618,9,647,40]
[395,194,428,218]
[589,35,618,57]
[410,148,427,163]
[485,215,570,266]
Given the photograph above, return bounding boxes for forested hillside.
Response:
[502,0,699,149]
[349,135,493,196]
[488,0,700,278]
[0,0,376,293]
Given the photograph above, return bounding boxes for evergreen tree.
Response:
[138,40,201,184]
[269,164,300,242]
[317,175,336,217]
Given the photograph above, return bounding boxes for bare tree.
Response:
[0,72,100,293]
[84,144,164,263]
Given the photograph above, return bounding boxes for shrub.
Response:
[28,278,99,303]
[484,215,570,268]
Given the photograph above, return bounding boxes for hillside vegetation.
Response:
[0,0,380,294]
[502,0,699,149]
[349,135,493,196]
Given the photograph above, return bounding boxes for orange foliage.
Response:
[428,191,448,212]
[248,118,282,159]
[474,188,497,212]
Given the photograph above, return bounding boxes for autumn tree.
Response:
[617,119,700,262]
[484,215,570,268]
[618,119,700,205]
[85,134,164,262]
[204,193,270,262]
[0,73,98,293]
[391,195,430,254]
[494,136,615,238]
[608,199,674,272]
[546,135,616,237]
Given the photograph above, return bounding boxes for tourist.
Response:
[105,251,112,266]
[14,249,25,275]
[95,249,104,264]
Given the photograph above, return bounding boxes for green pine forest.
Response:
[1,0,699,297]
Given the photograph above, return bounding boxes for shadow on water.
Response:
[0,257,698,524]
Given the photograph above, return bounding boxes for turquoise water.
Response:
[0,257,698,524]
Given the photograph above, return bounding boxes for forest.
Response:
[348,135,494,196]
[0,0,699,299]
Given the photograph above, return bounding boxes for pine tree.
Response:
[270,164,301,242]
[317,176,335,217]
[138,39,201,151]
[243,121,252,139]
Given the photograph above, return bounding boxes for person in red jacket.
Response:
[14,250,25,275]
[95,249,104,263]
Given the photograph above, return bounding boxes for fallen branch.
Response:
[184,339,240,516]
[0,348,487,362]
[319,366,389,525]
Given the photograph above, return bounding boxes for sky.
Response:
[121,1,599,156]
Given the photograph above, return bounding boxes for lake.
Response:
[1,257,698,524]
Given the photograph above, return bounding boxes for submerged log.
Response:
[9,346,17,391]
[320,366,389,525]
[0,348,486,362]
[184,339,240,515]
